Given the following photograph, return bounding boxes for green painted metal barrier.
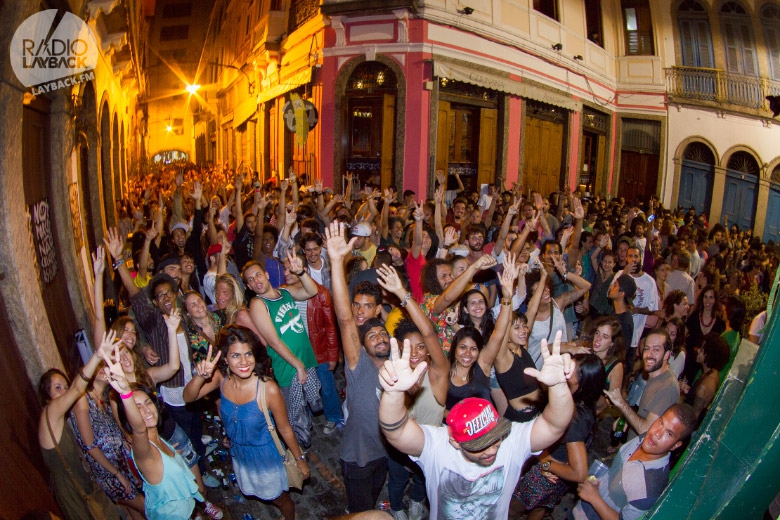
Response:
[648,271,780,519]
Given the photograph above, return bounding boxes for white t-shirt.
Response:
[630,272,659,349]
[411,420,538,519]
[159,332,192,407]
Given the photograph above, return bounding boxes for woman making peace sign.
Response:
[183,325,309,520]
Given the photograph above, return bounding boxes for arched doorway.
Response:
[764,164,780,244]
[100,100,115,227]
[722,150,759,231]
[678,141,715,215]
[343,61,398,190]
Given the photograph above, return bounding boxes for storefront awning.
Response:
[433,60,582,112]
[232,96,258,128]
[256,68,313,105]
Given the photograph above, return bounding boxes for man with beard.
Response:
[378,331,575,519]
[242,257,321,448]
[325,221,392,513]
[604,328,680,439]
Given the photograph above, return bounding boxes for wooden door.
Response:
[478,108,497,186]
[722,170,757,231]
[436,101,451,175]
[380,94,396,189]
[763,185,780,243]
[23,102,81,375]
[596,134,606,193]
[0,294,59,518]
[618,150,659,204]
[679,160,714,215]
[524,116,564,197]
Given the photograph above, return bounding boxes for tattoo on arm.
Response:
[379,413,409,432]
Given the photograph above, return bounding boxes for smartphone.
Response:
[648,215,655,223]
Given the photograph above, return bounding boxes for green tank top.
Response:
[258,288,318,386]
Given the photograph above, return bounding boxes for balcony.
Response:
[321,0,418,17]
[666,66,780,114]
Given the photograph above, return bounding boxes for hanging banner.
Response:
[28,198,58,284]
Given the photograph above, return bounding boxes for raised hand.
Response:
[443,226,458,246]
[92,246,106,277]
[552,255,568,277]
[103,342,130,393]
[192,180,203,201]
[500,252,519,298]
[146,221,159,243]
[324,222,357,262]
[434,185,444,204]
[383,188,395,205]
[508,197,521,217]
[195,345,222,380]
[287,250,304,274]
[528,210,540,231]
[163,308,181,332]
[412,201,423,222]
[436,169,445,187]
[280,179,289,192]
[524,330,573,387]
[285,209,297,228]
[572,197,585,220]
[376,265,405,296]
[175,172,184,187]
[103,227,125,260]
[475,254,498,271]
[534,192,544,212]
[378,338,428,392]
[97,330,122,361]
[314,179,324,193]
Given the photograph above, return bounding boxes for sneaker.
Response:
[323,420,344,435]
[390,510,409,520]
[203,501,223,520]
[408,500,428,520]
[202,472,221,488]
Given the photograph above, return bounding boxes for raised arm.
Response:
[147,309,183,385]
[603,387,657,436]
[478,254,518,373]
[552,256,591,310]
[380,188,393,241]
[234,172,246,233]
[410,202,424,260]
[433,185,445,244]
[525,267,548,326]
[377,265,449,403]
[509,210,538,258]
[283,250,317,300]
[276,179,288,234]
[251,195,270,264]
[325,221,362,370]
[183,345,223,402]
[104,227,139,298]
[378,338,428,457]
[567,198,585,270]
[493,197,520,258]
[527,331,575,452]
[92,246,107,347]
[433,254,498,315]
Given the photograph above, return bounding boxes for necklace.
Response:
[700,312,715,328]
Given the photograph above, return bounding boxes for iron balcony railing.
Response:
[666,66,780,111]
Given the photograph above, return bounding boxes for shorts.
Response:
[167,423,199,468]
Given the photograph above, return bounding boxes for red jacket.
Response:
[307,284,339,365]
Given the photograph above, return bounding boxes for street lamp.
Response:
[186,84,201,94]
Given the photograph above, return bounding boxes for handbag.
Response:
[258,380,306,490]
[44,408,121,519]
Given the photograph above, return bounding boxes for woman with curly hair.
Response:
[183,325,309,519]
[664,317,687,378]
[656,290,690,322]
[683,286,725,382]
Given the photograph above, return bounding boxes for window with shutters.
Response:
[720,2,758,76]
[678,0,714,68]
[762,4,780,80]
[622,0,655,55]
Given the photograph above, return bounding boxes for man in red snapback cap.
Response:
[379,330,575,519]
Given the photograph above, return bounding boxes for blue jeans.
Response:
[317,362,344,423]
[166,402,205,470]
[388,446,426,511]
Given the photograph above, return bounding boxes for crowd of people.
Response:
[37,163,776,519]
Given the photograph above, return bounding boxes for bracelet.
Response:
[297,453,306,461]
[113,258,127,270]
[399,293,411,307]
[120,392,133,400]
[293,270,305,277]
[78,369,91,383]
[501,299,512,306]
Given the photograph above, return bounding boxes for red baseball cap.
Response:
[206,244,222,258]
[447,398,511,452]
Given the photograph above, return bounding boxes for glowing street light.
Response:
[186,84,201,94]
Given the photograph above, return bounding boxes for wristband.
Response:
[501,299,512,306]
[293,270,305,277]
[297,453,307,461]
[113,258,127,270]
[120,392,133,400]
[399,293,411,307]
[78,369,91,384]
